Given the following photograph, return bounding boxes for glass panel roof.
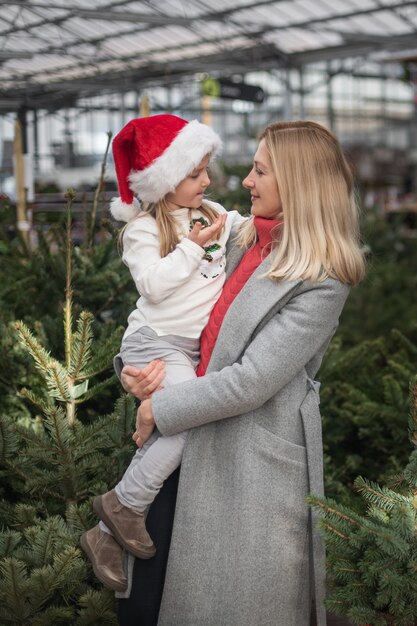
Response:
[0,0,416,110]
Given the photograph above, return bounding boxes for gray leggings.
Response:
[113,326,199,512]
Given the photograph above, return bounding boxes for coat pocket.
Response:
[253,421,307,466]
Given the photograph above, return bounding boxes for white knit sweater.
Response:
[122,201,244,339]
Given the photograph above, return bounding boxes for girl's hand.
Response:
[121,360,166,400]
[132,399,155,447]
[188,214,227,248]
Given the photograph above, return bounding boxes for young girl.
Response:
[80,114,243,593]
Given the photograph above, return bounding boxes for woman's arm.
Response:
[149,279,349,437]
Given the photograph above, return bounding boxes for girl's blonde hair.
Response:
[236,120,366,285]
[140,198,219,258]
[119,198,219,258]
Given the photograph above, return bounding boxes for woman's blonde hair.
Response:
[119,198,219,258]
[237,120,366,285]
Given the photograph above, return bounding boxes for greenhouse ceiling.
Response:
[1,0,417,112]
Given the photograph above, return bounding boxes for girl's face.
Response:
[242,139,282,219]
[166,154,211,210]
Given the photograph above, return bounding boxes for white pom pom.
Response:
[110,197,141,222]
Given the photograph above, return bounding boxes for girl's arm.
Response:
[123,214,226,304]
[147,279,349,436]
[123,218,204,304]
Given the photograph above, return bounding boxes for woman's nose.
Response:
[202,172,210,187]
[242,175,253,189]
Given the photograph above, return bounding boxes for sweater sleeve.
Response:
[122,216,204,304]
[152,279,350,435]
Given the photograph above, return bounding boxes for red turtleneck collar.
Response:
[253,215,282,252]
[197,215,283,376]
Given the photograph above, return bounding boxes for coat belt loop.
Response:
[307,377,321,400]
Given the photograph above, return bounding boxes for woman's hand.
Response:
[121,360,166,400]
[132,399,155,447]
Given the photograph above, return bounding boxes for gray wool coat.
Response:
[151,236,350,626]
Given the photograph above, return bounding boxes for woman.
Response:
[118,120,365,626]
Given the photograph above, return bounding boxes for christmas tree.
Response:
[0,155,137,624]
[319,327,416,508]
[309,372,417,626]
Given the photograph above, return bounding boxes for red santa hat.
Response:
[110,114,222,222]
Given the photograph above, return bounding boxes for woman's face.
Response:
[242,139,282,219]
[166,154,211,210]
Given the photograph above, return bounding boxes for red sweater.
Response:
[197,216,283,376]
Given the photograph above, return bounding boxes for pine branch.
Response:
[391,329,417,358]
[31,605,74,626]
[69,311,94,378]
[0,532,21,558]
[322,521,350,540]
[353,477,410,511]
[13,321,61,378]
[48,362,71,402]
[43,407,77,499]
[75,589,118,626]
[13,504,39,528]
[64,189,76,372]
[74,377,116,404]
[0,415,19,462]
[77,327,123,380]
[307,495,362,528]
[66,502,96,535]
[19,387,51,414]
[29,547,85,601]
[0,558,32,621]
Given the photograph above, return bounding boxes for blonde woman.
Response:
[119,120,365,626]
[80,115,244,592]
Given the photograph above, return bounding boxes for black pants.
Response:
[117,467,180,626]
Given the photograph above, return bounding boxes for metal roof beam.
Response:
[74,9,195,25]
[290,31,417,65]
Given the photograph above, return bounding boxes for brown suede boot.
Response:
[93,490,156,559]
[80,524,127,592]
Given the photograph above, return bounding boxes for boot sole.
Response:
[80,532,128,593]
[93,496,156,559]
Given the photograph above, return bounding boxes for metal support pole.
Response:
[167,84,173,113]
[283,68,292,120]
[63,109,72,168]
[380,68,387,147]
[299,66,305,119]
[120,91,126,127]
[410,64,417,194]
[17,106,28,153]
[33,108,40,175]
[326,63,335,132]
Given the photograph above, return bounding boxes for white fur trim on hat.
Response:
[128,120,222,204]
[110,196,141,222]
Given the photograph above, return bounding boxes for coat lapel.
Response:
[225,227,245,278]
[208,254,302,372]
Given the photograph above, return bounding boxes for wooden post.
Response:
[14,119,29,244]
[201,94,212,127]
[139,95,150,117]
